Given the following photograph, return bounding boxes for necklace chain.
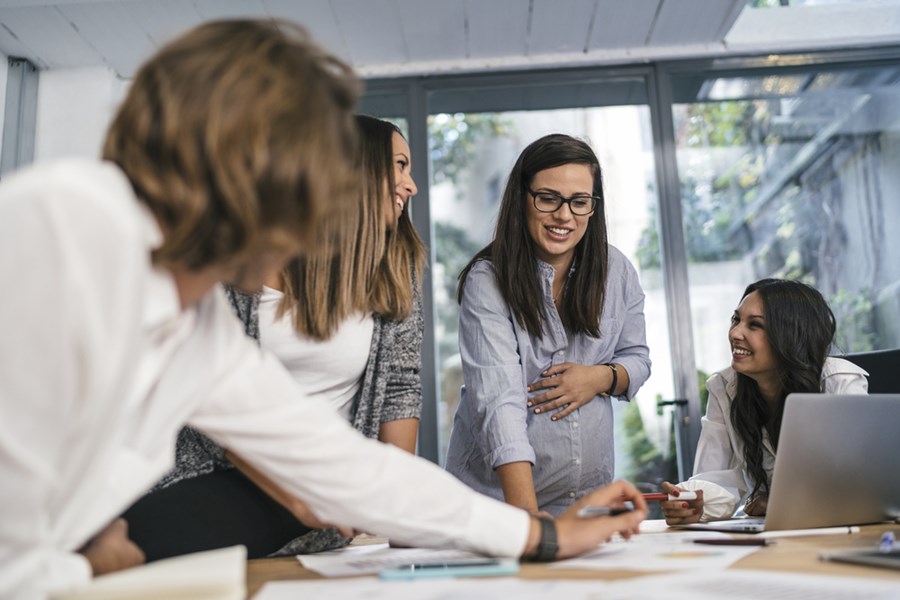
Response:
[553,277,566,302]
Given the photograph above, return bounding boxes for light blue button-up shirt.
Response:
[445,245,651,515]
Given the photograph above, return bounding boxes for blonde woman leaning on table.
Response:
[124,115,426,559]
[661,279,868,524]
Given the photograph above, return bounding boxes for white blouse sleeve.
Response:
[681,374,747,520]
[187,297,530,558]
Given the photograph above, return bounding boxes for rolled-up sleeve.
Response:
[459,263,535,469]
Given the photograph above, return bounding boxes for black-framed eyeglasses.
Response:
[528,189,598,216]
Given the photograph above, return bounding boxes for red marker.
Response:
[643,491,697,501]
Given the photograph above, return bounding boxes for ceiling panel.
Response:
[57,2,157,77]
[648,0,745,45]
[0,0,894,80]
[330,0,407,65]
[191,0,267,21]
[589,0,659,50]
[529,0,595,55]
[466,0,528,59]
[0,5,102,69]
[122,0,202,48]
[396,0,465,62]
[263,0,347,59]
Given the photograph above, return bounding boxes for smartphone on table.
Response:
[378,557,520,580]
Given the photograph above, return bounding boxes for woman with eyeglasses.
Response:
[445,133,651,516]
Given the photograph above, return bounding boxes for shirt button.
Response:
[574,458,581,465]
[569,491,576,498]
[572,421,579,428]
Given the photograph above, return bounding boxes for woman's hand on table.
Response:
[659,481,704,525]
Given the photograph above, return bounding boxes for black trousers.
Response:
[122,469,312,561]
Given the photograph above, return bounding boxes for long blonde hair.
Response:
[278,115,425,340]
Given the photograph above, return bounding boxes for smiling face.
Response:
[525,163,594,271]
[387,131,417,228]
[729,291,779,383]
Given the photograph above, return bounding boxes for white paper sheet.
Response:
[253,570,900,600]
[605,569,900,599]
[253,578,612,600]
[549,529,759,572]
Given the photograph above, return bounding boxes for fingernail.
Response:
[534,408,540,414]
[527,402,532,407]
[692,509,698,515]
[551,417,557,421]
[682,503,688,509]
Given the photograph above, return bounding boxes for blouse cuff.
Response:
[680,479,739,522]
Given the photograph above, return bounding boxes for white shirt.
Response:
[0,159,528,599]
[258,286,373,420]
[680,357,869,520]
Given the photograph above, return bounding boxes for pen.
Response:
[643,492,698,501]
[577,503,634,518]
[693,538,773,546]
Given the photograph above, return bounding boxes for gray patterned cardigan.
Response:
[155,280,424,555]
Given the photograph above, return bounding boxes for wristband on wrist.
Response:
[604,363,618,396]
[530,515,558,562]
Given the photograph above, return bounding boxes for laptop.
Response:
[675,393,900,533]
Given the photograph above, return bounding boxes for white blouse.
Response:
[681,357,869,520]
[258,286,373,420]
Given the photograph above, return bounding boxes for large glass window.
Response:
[669,62,900,383]
[361,48,900,479]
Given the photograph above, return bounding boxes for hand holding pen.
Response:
[558,480,648,548]
[659,481,705,525]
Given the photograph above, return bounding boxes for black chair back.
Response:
[839,348,900,394]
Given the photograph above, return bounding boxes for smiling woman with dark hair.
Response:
[661,278,869,524]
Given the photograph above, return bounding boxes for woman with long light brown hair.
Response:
[124,115,426,559]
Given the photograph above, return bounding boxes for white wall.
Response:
[33,66,129,163]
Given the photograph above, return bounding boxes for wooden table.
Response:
[246,524,900,598]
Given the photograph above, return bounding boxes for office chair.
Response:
[839,348,900,394]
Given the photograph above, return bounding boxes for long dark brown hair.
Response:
[731,278,836,497]
[457,134,609,337]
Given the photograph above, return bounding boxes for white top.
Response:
[0,159,528,599]
[680,357,869,520]
[258,286,373,420]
